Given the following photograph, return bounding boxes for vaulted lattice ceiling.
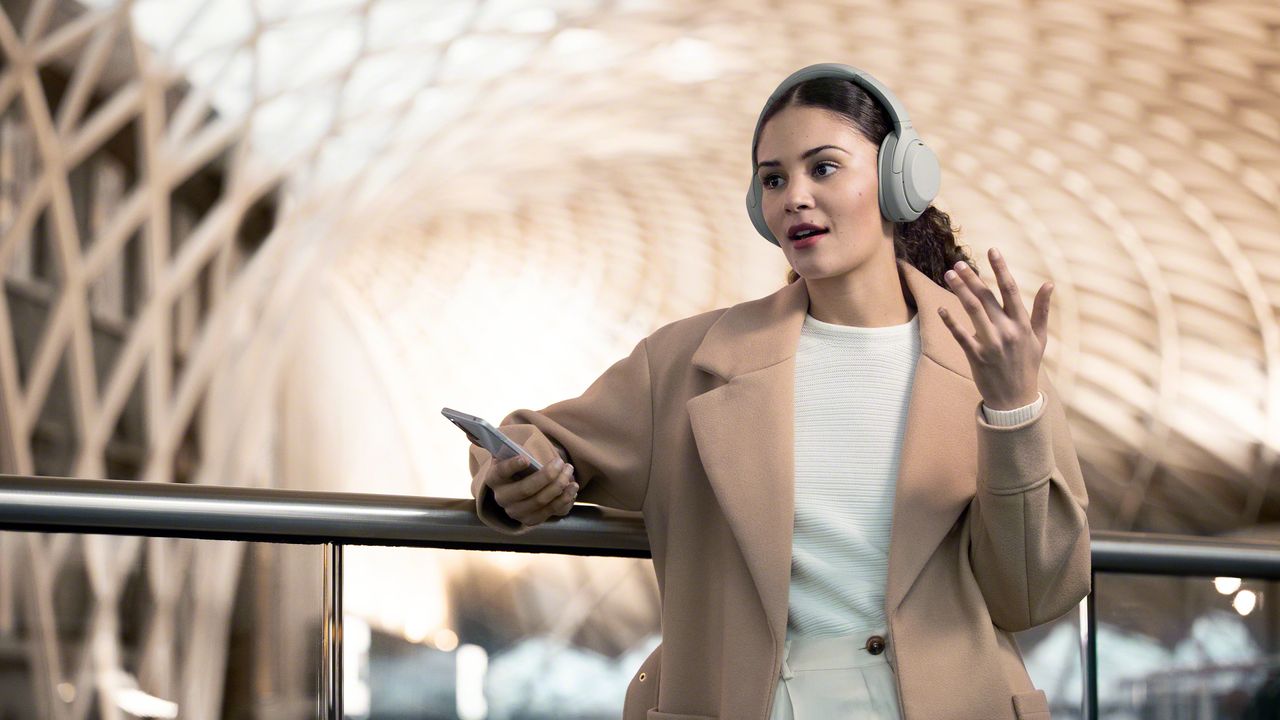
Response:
[2,0,1280,717]
[330,0,1280,538]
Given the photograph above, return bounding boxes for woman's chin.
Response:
[792,260,857,282]
[789,253,830,275]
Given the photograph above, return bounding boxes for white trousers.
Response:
[768,630,904,720]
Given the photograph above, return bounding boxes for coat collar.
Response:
[690,258,973,382]
[686,258,983,651]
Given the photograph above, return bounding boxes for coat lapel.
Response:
[687,258,983,648]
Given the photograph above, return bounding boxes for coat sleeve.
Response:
[966,366,1091,632]
[468,336,654,534]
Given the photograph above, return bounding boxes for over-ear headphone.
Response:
[745,63,941,247]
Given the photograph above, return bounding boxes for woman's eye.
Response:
[761,162,837,190]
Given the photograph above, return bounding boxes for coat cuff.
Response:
[974,390,1054,494]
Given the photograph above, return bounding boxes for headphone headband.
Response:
[749,63,913,170]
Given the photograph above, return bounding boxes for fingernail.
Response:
[570,483,579,493]
[991,248,1001,260]
[945,270,957,281]
[553,458,564,470]
[954,261,967,271]
[565,464,574,476]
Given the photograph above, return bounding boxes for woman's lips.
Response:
[791,231,826,248]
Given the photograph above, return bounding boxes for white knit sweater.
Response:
[788,310,1044,638]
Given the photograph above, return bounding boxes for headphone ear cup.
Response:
[879,129,939,223]
[877,132,902,222]
[745,175,780,246]
[902,140,940,216]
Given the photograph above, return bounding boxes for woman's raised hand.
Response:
[938,246,1051,411]
[483,454,579,528]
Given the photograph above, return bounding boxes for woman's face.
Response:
[754,104,895,280]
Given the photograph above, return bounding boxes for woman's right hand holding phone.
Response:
[484,455,578,527]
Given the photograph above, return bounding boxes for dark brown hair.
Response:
[753,76,978,287]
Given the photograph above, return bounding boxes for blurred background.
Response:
[0,0,1279,718]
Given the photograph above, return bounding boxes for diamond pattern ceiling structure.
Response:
[328,0,1280,538]
[1,0,1280,717]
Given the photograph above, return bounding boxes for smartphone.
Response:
[442,407,541,480]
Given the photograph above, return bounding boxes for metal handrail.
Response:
[5,474,1278,570]
[3,473,1279,720]
[0,474,649,556]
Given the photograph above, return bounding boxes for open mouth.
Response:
[789,227,829,242]
[790,229,827,247]
[791,230,827,240]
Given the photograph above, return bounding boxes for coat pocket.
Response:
[1011,688,1051,719]
[646,711,718,720]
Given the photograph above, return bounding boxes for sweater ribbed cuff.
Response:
[980,392,1044,427]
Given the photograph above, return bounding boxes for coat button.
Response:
[865,635,886,655]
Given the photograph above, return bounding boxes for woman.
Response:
[468,64,1089,720]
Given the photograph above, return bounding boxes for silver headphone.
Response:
[745,63,941,247]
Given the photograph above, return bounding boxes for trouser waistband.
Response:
[781,629,891,678]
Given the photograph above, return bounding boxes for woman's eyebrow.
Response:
[758,144,849,168]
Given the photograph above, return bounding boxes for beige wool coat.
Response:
[468,257,1091,720]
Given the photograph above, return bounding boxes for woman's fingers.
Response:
[1030,281,1054,350]
[943,261,1001,346]
[938,306,979,358]
[987,247,1030,326]
[492,457,557,501]
[550,484,578,518]
[520,477,578,524]
[503,460,575,523]
[485,455,535,490]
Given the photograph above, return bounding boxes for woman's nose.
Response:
[786,196,813,212]
[784,184,814,212]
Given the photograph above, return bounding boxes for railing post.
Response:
[319,542,343,719]
[1080,569,1097,720]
